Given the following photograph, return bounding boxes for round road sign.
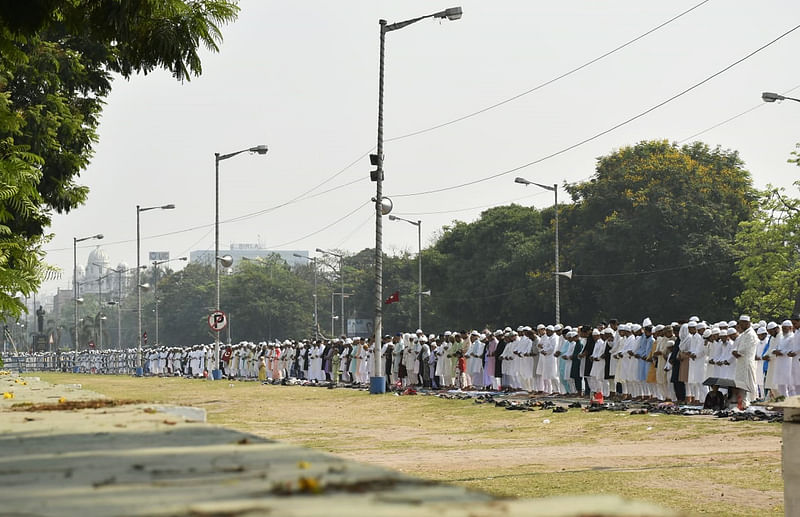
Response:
[208,310,228,332]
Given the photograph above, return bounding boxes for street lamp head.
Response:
[217,255,234,268]
[388,215,398,221]
[249,144,269,155]
[76,297,84,304]
[515,177,532,185]
[161,204,176,210]
[443,6,463,20]
[762,92,782,103]
[138,283,151,291]
[95,234,104,240]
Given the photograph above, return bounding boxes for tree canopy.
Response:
[0,0,238,319]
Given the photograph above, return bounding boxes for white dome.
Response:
[117,261,129,271]
[87,246,110,267]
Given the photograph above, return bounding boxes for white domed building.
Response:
[76,246,128,298]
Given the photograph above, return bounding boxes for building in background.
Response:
[190,243,308,269]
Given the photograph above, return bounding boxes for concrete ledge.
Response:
[0,373,676,517]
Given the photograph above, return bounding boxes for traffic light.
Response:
[370,153,383,182]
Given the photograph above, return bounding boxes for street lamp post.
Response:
[388,215,423,330]
[762,92,800,103]
[73,233,103,354]
[152,256,187,345]
[136,204,175,376]
[514,177,561,324]
[293,254,319,339]
[214,145,268,380]
[371,6,462,394]
[316,248,345,337]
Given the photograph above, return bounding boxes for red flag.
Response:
[384,291,400,305]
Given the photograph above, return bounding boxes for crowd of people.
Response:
[5,313,800,409]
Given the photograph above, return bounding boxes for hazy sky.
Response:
[40,0,800,297]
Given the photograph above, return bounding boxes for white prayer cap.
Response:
[511,331,518,336]
[523,326,532,331]
[603,328,614,335]
[696,322,707,330]
[689,316,700,323]
[420,336,428,343]
[671,322,679,327]
[711,328,720,335]
[504,326,512,332]
[757,327,767,335]
[591,329,601,336]
[537,324,546,330]
[516,326,525,332]
[494,329,503,336]
[739,315,751,322]
[758,320,767,328]
[727,320,737,327]
[345,338,353,344]
[470,330,480,336]
[727,328,737,336]
[567,331,577,338]
[416,328,424,334]
[767,321,778,330]
[619,323,630,332]
[653,324,664,332]
[642,317,652,327]
[631,324,642,332]
[545,325,555,331]
[702,329,712,339]
[480,333,486,340]
[687,321,697,328]
[554,324,563,331]
[444,331,452,336]
[429,334,435,340]
[782,320,793,328]
[718,321,728,327]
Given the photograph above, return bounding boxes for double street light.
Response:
[370,6,462,394]
[136,203,174,376]
[388,215,424,330]
[293,254,319,339]
[316,248,345,337]
[152,256,188,345]
[73,233,103,353]
[213,145,268,380]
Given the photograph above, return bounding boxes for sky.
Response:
[38,0,800,299]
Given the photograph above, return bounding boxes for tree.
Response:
[0,0,239,318]
[424,204,551,330]
[561,140,756,322]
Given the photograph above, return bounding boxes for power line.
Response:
[386,0,712,143]
[391,21,800,199]
[573,256,737,277]
[261,201,370,250]
[393,191,548,217]
[678,83,800,143]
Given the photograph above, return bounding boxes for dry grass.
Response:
[35,373,784,516]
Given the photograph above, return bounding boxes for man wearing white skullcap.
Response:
[731,315,759,407]
[768,321,795,398]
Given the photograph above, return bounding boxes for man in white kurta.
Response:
[732,315,759,407]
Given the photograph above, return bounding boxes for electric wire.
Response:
[391,22,800,199]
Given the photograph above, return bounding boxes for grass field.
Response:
[35,373,784,516]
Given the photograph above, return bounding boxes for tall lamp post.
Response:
[762,92,800,103]
[293,254,319,339]
[152,256,187,345]
[514,177,563,324]
[316,248,345,337]
[136,203,175,376]
[388,215,423,330]
[73,233,103,353]
[214,145,268,380]
[370,6,462,394]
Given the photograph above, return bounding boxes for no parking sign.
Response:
[207,310,228,332]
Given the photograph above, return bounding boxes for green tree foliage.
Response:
[561,140,756,323]
[423,205,551,329]
[734,180,800,319]
[0,0,238,318]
